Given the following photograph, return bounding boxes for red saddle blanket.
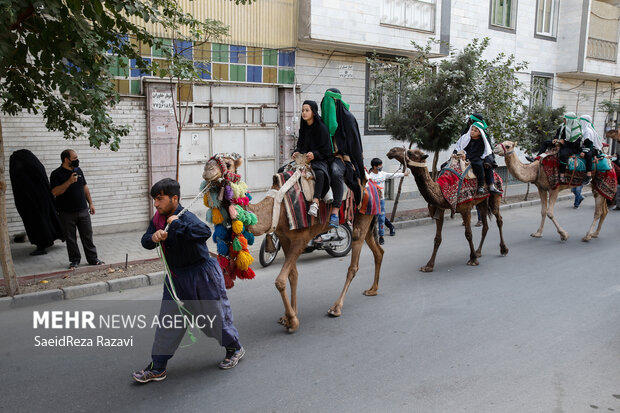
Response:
[592,168,617,201]
[541,154,618,199]
[277,171,328,230]
[437,164,503,212]
[541,155,584,188]
[359,179,381,216]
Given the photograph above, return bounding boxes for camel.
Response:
[493,141,610,242]
[202,154,384,333]
[386,147,508,272]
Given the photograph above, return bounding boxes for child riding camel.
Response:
[454,119,501,194]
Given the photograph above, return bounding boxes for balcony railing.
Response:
[587,37,618,62]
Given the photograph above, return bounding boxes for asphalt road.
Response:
[1,198,620,413]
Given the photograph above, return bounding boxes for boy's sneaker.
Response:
[583,176,591,185]
[379,236,385,245]
[389,228,396,236]
[132,364,167,383]
[328,214,339,228]
[219,346,245,370]
[308,202,319,217]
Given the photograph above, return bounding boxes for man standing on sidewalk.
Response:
[50,149,104,269]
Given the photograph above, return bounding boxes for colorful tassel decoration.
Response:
[205,209,213,223]
[232,237,242,252]
[235,250,254,271]
[228,204,238,220]
[237,234,248,250]
[212,208,224,225]
[217,240,229,256]
[232,220,244,234]
[242,230,255,245]
[224,185,234,201]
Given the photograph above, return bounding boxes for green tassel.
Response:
[232,237,242,251]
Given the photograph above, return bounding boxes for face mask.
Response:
[70,159,79,168]
[612,157,618,162]
[377,167,382,172]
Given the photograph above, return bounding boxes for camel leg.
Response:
[421,206,444,272]
[546,189,569,241]
[288,264,299,317]
[362,218,384,297]
[274,237,304,333]
[328,215,371,317]
[463,209,479,266]
[591,195,609,238]
[475,202,489,258]
[583,193,608,241]
[531,188,548,238]
[490,194,509,256]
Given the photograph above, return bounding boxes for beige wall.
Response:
[131,0,298,49]
[2,97,150,236]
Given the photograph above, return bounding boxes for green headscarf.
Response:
[321,90,350,138]
[563,112,582,142]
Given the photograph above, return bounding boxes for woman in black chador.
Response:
[292,100,333,217]
[9,149,64,255]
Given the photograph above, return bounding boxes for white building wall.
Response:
[2,97,150,237]
[303,0,442,55]
[295,49,418,196]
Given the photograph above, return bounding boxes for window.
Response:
[530,74,553,107]
[366,61,402,133]
[536,0,558,37]
[490,0,517,30]
[381,0,436,32]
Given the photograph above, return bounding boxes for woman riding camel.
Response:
[292,100,333,217]
[578,114,603,185]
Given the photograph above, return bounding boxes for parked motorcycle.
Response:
[258,223,353,267]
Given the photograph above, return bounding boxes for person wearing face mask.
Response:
[367,158,408,244]
[50,149,103,269]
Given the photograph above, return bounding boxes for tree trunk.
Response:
[390,163,407,222]
[431,150,440,180]
[0,119,21,296]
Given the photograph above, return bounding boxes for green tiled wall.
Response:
[110,39,295,95]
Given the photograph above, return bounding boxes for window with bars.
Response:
[380,0,436,32]
[536,0,558,37]
[490,0,517,30]
[530,75,553,107]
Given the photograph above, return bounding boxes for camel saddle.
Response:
[446,152,477,180]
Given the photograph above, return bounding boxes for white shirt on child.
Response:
[367,170,407,200]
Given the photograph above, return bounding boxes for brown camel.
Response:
[202,154,384,333]
[494,141,610,242]
[386,147,508,272]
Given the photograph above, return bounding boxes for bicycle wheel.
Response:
[325,224,353,257]
[259,234,280,267]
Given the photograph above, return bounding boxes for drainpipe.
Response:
[592,78,599,119]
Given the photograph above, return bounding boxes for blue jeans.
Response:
[572,186,583,207]
[379,199,386,236]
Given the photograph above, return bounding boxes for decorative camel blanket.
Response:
[592,168,617,201]
[359,179,381,216]
[541,155,585,188]
[277,171,329,230]
[437,163,503,212]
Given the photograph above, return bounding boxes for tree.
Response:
[368,38,528,178]
[519,105,565,200]
[0,0,251,296]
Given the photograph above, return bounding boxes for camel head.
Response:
[605,129,619,142]
[494,141,518,157]
[386,147,428,167]
[202,153,243,184]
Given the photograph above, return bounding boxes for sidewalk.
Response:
[6,181,569,279]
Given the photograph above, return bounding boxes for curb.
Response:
[0,271,165,311]
[0,194,590,310]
